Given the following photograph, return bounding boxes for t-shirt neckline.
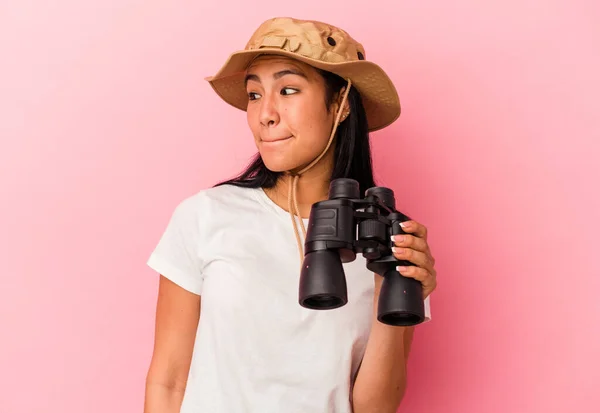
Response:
[252,187,310,224]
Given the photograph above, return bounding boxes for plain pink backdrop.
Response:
[1,1,599,412]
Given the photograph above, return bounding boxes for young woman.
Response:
[144,17,437,413]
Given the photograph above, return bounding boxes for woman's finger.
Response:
[392,247,435,274]
[391,234,429,254]
[396,265,437,298]
[400,220,428,240]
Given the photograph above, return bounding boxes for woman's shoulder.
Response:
[172,184,263,219]
[183,183,259,204]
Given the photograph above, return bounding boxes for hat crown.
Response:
[245,17,366,64]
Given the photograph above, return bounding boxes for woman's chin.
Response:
[261,156,301,173]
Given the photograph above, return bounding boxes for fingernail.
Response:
[392,235,404,243]
[397,266,408,273]
[400,221,410,228]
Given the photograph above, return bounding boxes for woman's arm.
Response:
[350,274,416,413]
[144,275,201,413]
[352,219,437,412]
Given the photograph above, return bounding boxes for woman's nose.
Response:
[259,95,280,127]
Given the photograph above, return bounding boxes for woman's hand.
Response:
[391,220,437,299]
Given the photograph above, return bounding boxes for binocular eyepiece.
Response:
[298,178,426,326]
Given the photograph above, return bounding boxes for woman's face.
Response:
[244,55,340,173]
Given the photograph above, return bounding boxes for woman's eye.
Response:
[248,92,261,100]
[281,88,298,96]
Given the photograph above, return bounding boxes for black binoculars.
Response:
[298,178,425,326]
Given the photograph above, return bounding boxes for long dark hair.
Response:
[213,69,376,195]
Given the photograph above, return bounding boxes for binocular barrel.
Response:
[298,178,426,326]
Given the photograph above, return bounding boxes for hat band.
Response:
[250,35,348,63]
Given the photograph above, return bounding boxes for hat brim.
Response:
[204,49,401,132]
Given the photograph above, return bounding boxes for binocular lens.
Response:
[302,294,344,309]
[377,269,425,326]
[299,250,348,310]
[379,312,422,326]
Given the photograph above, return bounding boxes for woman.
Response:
[144,17,437,413]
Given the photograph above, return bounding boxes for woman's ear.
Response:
[335,87,351,120]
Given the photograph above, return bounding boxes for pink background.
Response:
[1,1,599,412]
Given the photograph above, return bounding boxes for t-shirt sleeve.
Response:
[423,295,432,322]
[147,197,205,295]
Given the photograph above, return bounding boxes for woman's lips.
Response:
[261,136,292,144]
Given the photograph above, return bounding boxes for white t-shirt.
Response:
[147,184,431,413]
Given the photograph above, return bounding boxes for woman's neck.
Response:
[264,165,332,219]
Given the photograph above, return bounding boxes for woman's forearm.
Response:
[144,382,186,413]
[351,274,415,413]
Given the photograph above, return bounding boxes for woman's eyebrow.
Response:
[244,69,308,87]
[273,69,308,80]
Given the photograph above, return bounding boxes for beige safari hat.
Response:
[205,17,401,131]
